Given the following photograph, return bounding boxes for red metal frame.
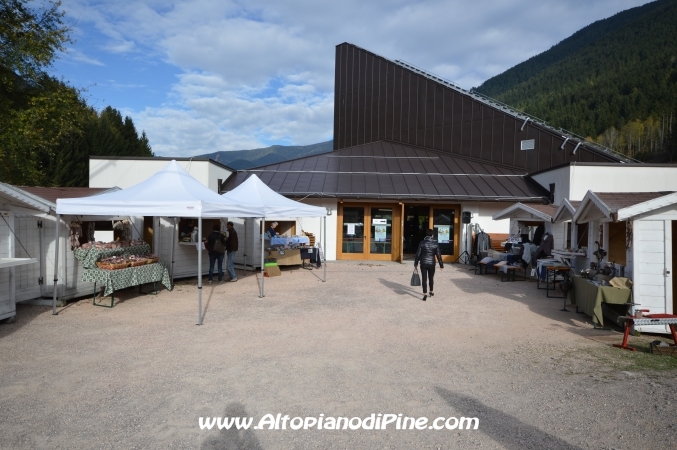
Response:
[614,316,677,351]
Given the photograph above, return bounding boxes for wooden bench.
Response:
[474,261,497,275]
[501,265,526,282]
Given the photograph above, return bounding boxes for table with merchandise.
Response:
[81,262,172,307]
[74,241,171,307]
[570,275,632,326]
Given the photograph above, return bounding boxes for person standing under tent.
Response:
[414,228,444,301]
[226,221,239,282]
[207,223,226,284]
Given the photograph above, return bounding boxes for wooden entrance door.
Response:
[337,203,402,261]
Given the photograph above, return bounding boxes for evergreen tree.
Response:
[0,1,154,187]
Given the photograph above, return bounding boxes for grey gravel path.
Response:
[0,261,675,449]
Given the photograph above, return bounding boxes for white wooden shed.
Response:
[574,190,677,333]
[491,203,567,249]
[0,183,126,319]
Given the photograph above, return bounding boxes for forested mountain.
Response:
[0,0,153,187]
[201,140,333,170]
[474,0,677,160]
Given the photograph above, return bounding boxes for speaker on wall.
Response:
[462,211,472,224]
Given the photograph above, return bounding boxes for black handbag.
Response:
[410,268,421,286]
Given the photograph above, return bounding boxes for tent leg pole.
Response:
[170,217,176,284]
[52,214,60,315]
[260,217,265,298]
[198,217,203,325]
[244,218,247,272]
[323,215,327,282]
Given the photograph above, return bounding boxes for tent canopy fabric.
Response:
[221,174,326,218]
[56,160,263,218]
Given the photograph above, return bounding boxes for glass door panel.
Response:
[433,209,454,255]
[342,207,365,254]
[404,206,429,254]
[370,207,392,255]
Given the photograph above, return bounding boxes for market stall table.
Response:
[571,275,633,327]
[551,250,587,267]
[81,262,172,308]
[542,266,571,298]
[614,314,677,351]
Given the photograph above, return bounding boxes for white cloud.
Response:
[59,0,651,156]
[61,48,105,66]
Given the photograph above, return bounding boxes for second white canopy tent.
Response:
[220,174,328,297]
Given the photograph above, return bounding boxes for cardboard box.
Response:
[264,265,281,277]
[267,249,302,266]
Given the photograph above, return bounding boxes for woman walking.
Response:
[414,228,444,301]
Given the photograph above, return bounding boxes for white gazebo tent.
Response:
[220,174,327,297]
[56,160,264,324]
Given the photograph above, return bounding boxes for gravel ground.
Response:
[1,261,676,449]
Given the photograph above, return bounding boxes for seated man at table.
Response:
[181,220,195,238]
[267,222,279,238]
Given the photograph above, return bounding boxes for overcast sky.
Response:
[52,0,651,157]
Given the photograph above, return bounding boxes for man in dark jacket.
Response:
[207,223,226,284]
[225,221,239,282]
[414,228,444,301]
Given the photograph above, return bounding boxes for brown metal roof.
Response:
[223,141,549,202]
[17,187,114,205]
[594,192,673,212]
[526,204,558,216]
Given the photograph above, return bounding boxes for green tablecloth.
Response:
[73,243,151,269]
[571,275,632,325]
[81,262,171,297]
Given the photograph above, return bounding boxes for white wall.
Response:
[14,215,41,301]
[534,165,677,204]
[571,166,677,201]
[462,202,511,234]
[531,165,570,206]
[89,159,232,191]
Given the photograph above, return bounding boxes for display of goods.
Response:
[96,261,130,270]
[80,242,93,250]
[130,258,148,267]
[145,254,159,264]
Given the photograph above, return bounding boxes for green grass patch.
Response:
[575,341,677,372]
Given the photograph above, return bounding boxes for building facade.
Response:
[224,43,628,263]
